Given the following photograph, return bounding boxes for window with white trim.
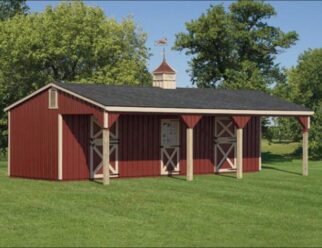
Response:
[48,88,58,109]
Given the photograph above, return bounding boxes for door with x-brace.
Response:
[214,117,236,172]
[160,119,180,175]
[89,116,119,178]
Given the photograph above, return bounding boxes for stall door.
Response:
[161,119,180,175]
[90,116,119,178]
[214,117,236,172]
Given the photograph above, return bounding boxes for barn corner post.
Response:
[102,111,110,185]
[180,115,202,181]
[232,116,251,179]
[297,116,310,176]
[7,111,11,176]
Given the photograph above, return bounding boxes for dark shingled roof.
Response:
[54,82,310,112]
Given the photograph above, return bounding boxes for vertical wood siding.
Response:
[118,115,161,177]
[62,115,90,180]
[10,88,103,180]
[61,113,259,179]
[10,90,59,180]
[243,116,260,172]
[180,116,214,175]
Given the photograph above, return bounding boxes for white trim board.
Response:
[58,114,63,180]
[104,106,313,116]
[4,83,314,117]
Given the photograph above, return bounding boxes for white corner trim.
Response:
[7,111,10,176]
[58,114,63,180]
[104,106,314,116]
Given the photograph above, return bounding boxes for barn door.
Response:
[161,119,180,175]
[214,117,236,172]
[90,116,119,178]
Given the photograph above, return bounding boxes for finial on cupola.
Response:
[153,38,176,89]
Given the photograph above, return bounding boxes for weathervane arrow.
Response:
[154,37,168,60]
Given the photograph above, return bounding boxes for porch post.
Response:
[180,115,202,182]
[186,127,193,181]
[236,128,243,179]
[303,129,308,176]
[232,116,251,180]
[102,112,119,185]
[297,116,310,176]
[102,128,110,185]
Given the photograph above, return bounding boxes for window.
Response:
[48,88,58,109]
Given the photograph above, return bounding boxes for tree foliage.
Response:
[0,1,151,152]
[275,49,322,159]
[0,0,29,21]
[174,0,298,91]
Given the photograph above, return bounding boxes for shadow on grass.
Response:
[262,146,303,176]
[218,173,236,179]
[262,147,302,164]
[167,175,186,181]
[262,165,302,176]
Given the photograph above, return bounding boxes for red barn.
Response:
[4,60,313,184]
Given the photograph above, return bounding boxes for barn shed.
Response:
[4,59,313,184]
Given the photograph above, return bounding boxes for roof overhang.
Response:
[104,106,314,116]
[4,83,314,117]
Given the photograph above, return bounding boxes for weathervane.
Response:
[154,37,168,61]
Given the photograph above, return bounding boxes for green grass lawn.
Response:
[0,141,321,247]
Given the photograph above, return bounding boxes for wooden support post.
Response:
[236,128,243,179]
[297,116,310,176]
[102,128,110,185]
[302,130,308,176]
[186,127,193,181]
[259,117,262,171]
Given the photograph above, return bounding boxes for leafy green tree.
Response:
[174,0,298,91]
[275,48,322,159]
[0,1,151,152]
[0,0,29,21]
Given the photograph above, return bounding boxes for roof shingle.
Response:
[54,82,311,112]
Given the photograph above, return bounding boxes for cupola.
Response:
[152,58,176,89]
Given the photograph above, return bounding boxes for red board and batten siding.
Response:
[10,89,103,180]
[118,115,260,178]
[243,116,261,172]
[118,115,161,177]
[179,116,260,175]
[62,115,91,180]
[10,90,59,180]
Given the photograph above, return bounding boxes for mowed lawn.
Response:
[0,141,322,247]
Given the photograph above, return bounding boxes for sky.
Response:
[27,1,322,88]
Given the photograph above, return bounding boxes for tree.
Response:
[0,0,29,21]
[0,1,152,153]
[275,48,322,159]
[174,0,298,91]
